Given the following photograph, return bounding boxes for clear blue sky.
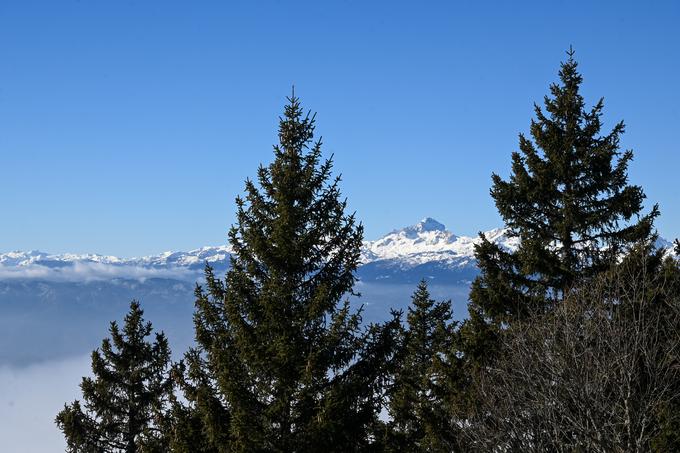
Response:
[1,0,678,257]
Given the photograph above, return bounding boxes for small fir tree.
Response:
[177,93,399,452]
[56,301,173,453]
[387,280,459,452]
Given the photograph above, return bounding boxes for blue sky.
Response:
[1,0,678,256]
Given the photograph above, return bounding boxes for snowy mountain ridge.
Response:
[0,219,515,270]
[0,218,674,284]
[0,246,233,269]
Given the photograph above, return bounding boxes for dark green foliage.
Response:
[464,49,658,351]
[386,281,460,452]
[449,50,662,444]
[177,93,399,452]
[56,301,173,453]
[472,48,657,323]
[165,348,231,452]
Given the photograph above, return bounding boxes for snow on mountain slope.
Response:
[0,246,233,282]
[0,218,674,284]
[361,217,518,267]
[0,250,125,267]
[131,246,232,268]
[0,219,509,271]
[0,246,232,269]
[355,218,521,283]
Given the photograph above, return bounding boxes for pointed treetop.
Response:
[566,45,576,60]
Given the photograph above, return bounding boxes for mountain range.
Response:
[0,218,675,365]
[0,218,520,285]
[2,217,675,285]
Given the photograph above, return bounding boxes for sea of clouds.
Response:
[0,355,90,452]
[0,262,197,283]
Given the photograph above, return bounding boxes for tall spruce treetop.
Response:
[181,93,397,452]
[470,49,658,324]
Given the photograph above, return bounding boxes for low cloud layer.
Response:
[0,355,91,453]
[0,262,198,283]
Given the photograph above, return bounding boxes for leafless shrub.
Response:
[464,254,680,452]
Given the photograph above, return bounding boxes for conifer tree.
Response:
[465,48,658,336]
[56,301,173,453]
[177,93,399,452]
[387,281,459,452]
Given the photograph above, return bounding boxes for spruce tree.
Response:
[56,301,173,453]
[467,48,658,331]
[387,281,459,452]
[177,93,399,452]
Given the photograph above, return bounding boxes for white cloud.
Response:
[0,262,198,283]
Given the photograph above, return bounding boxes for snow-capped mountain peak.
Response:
[405,217,448,234]
[359,218,518,268]
[364,218,458,261]
[0,218,675,284]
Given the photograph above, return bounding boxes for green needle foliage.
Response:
[387,281,460,452]
[464,48,658,350]
[56,301,173,453]
[176,93,399,452]
[451,50,662,438]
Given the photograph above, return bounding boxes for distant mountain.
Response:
[358,218,519,284]
[0,219,519,285]
[1,218,675,285]
[0,218,675,365]
[0,246,232,273]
